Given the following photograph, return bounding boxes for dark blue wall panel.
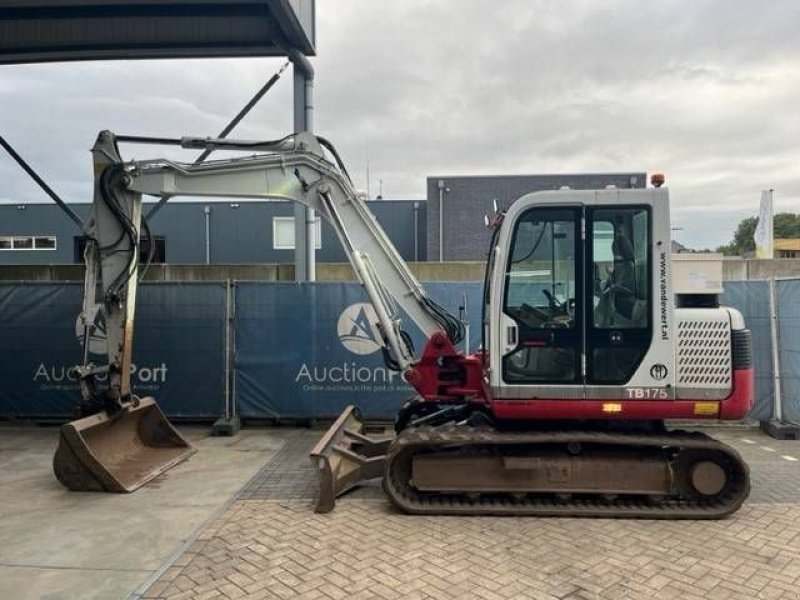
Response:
[0,200,427,265]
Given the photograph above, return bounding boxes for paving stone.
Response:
[144,428,800,600]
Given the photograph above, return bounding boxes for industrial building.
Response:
[426,172,646,261]
[0,171,645,265]
[0,199,427,265]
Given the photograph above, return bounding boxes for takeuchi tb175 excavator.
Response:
[54,130,753,518]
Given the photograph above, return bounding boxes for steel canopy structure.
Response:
[0,0,315,63]
[0,0,318,281]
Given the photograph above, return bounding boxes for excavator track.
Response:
[383,426,749,519]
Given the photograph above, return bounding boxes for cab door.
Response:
[490,191,664,402]
[500,207,582,386]
[585,207,652,386]
[495,203,653,392]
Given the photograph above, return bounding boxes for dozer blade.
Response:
[53,397,196,492]
[310,405,392,513]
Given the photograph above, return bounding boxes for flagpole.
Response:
[754,189,774,259]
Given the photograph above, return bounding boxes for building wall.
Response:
[0,200,427,265]
[426,173,646,261]
[0,204,91,264]
[5,258,800,284]
[773,239,800,259]
[1,172,650,265]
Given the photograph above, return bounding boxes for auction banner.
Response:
[0,282,227,419]
[0,279,777,422]
[720,280,775,422]
[233,281,483,420]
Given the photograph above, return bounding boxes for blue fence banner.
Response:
[720,281,774,421]
[0,282,226,418]
[234,281,483,420]
[777,280,800,422]
[0,278,793,422]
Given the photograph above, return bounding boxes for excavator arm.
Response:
[56,129,465,499]
[54,131,196,493]
[123,130,463,370]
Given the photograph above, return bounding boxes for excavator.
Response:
[52,129,753,518]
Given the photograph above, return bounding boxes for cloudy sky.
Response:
[1,0,799,249]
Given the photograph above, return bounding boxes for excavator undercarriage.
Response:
[312,405,750,519]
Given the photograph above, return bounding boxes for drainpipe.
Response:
[769,278,783,422]
[204,205,211,264]
[413,201,420,262]
[437,180,448,262]
[289,49,316,281]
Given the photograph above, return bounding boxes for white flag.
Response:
[754,190,773,259]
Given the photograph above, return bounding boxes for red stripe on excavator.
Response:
[491,368,754,421]
[719,368,754,420]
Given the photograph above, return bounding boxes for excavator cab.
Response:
[488,190,663,393]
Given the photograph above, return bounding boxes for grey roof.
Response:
[0,0,315,64]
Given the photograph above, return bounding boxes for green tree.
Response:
[717,213,800,256]
[715,242,740,256]
[731,217,757,255]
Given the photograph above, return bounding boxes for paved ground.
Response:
[0,424,282,600]
[139,426,800,600]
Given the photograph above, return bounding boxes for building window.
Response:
[273,217,322,250]
[140,237,167,263]
[73,236,166,264]
[0,235,56,250]
[34,236,57,249]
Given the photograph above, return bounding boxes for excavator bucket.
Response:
[53,397,196,492]
[310,405,392,513]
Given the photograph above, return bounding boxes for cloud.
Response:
[1,0,798,249]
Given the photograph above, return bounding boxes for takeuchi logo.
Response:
[337,302,381,355]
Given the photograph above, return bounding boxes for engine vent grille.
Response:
[677,317,732,389]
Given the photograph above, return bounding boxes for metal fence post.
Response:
[762,277,800,438]
[212,279,240,436]
[770,278,782,422]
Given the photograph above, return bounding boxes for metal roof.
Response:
[0,0,315,64]
[775,239,800,251]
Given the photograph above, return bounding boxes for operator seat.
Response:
[611,232,636,321]
[595,224,646,329]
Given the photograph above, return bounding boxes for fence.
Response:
[234,282,482,420]
[0,282,226,419]
[0,279,796,422]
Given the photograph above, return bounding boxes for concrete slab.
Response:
[0,424,284,600]
[0,566,147,600]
